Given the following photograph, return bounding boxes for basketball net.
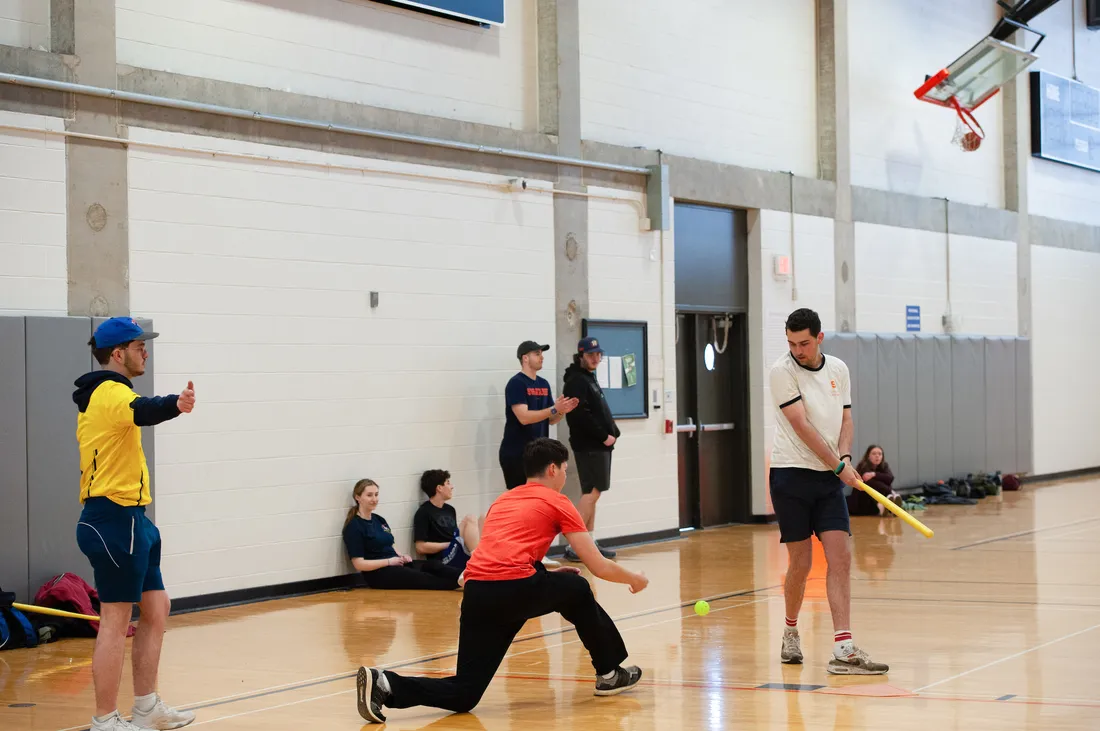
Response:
[949,97,985,152]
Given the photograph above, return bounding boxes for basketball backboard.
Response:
[914,35,1039,111]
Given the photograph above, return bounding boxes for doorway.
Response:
[676,313,751,527]
[673,203,751,529]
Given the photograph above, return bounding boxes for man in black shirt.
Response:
[498,340,578,490]
[414,469,481,571]
[563,337,621,561]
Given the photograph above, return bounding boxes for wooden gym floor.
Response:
[3,478,1100,730]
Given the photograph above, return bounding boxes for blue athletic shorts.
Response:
[769,467,851,543]
[76,497,165,604]
[439,537,470,572]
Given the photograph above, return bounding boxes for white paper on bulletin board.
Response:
[608,356,623,389]
[596,358,610,388]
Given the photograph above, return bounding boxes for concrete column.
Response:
[819,0,856,332]
[1002,32,1031,339]
[63,0,130,317]
[539,0,589,503]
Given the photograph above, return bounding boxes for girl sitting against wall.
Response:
[342,479,463,590]
[847,445,903,517]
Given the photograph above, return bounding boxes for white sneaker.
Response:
[130,695,196,730]
[780,629,803,664]
[90,711,150,731]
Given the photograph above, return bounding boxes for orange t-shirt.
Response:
[463,483,587,582]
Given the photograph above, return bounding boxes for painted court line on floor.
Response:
[951,517,1100,550]
[913,621,1100,692]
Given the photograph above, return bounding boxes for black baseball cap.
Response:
[517,340,550,359]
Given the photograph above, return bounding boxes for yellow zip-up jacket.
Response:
[74,371,180,507]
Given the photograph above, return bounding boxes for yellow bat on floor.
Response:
[13,602,101,622]
[857,481,934,538]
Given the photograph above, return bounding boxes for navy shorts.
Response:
[769,467,851,543]
[75,497,165,604]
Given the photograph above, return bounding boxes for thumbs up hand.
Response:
[178,380,196,414]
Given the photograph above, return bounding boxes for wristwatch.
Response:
[550,406,559,416]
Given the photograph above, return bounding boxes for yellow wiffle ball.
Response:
[694,600,710,616]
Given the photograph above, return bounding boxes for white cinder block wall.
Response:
[585,188,678,540]
[0,0,50,49]
[1027,0,1100,227]
[579,0,818,175]
[126,128,560,598]
[1025,3,1100,475]
[117,0,538,130]
[0,112,68,315]
[849,0,1005,207]
[1032,245,1100,475]
[854,224,1018,336]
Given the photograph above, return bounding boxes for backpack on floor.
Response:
[0,587,38,651]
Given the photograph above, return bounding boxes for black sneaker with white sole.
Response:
[356,666,390,723]
[594,665,642,696]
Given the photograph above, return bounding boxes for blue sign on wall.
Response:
[906,305,921,332]
[376,0,505,26]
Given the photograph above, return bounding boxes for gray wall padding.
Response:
[1016,339,1034,474]
[0,318,30,599]
[26,316,97,594]
[932,336,955,480]
[822,332,1033,488]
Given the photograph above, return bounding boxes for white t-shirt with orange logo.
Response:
[769,353,851,471]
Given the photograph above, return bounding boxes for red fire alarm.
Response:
[665,419,673,434]
[773,254,791,280]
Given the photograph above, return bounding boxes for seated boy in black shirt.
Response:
[413,469,482,571]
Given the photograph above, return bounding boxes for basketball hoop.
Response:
[949,97,985,152]
[914,31,1041,154]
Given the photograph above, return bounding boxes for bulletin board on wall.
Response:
[580,319,649,419]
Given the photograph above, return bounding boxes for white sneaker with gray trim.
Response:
[90,711,151,731]
[780,629,803,664]
[130,695,196,729]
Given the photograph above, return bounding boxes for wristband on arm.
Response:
[833,462,845,475]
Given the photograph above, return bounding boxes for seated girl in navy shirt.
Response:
[342,479,462,591]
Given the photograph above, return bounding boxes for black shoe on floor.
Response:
[594,665,642,696]
[356,666,389,723]
[564,547,582,562]
[597,543,617,559]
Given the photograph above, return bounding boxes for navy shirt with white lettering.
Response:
[500,373,553,457]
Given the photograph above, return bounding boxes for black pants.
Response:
[361,561,461,590]
[499,453,526,490]
[384,568,628,714]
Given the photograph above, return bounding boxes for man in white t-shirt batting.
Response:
[768,308,888,675]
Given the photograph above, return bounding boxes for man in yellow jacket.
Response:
[74,317,196,731]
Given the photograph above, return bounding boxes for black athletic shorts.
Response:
[574,451,612,494]
[769,467,851,543]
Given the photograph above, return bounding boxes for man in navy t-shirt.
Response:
[499,340,578,489]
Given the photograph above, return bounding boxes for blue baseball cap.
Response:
[92,317,159,349]
[577,337,604,354]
